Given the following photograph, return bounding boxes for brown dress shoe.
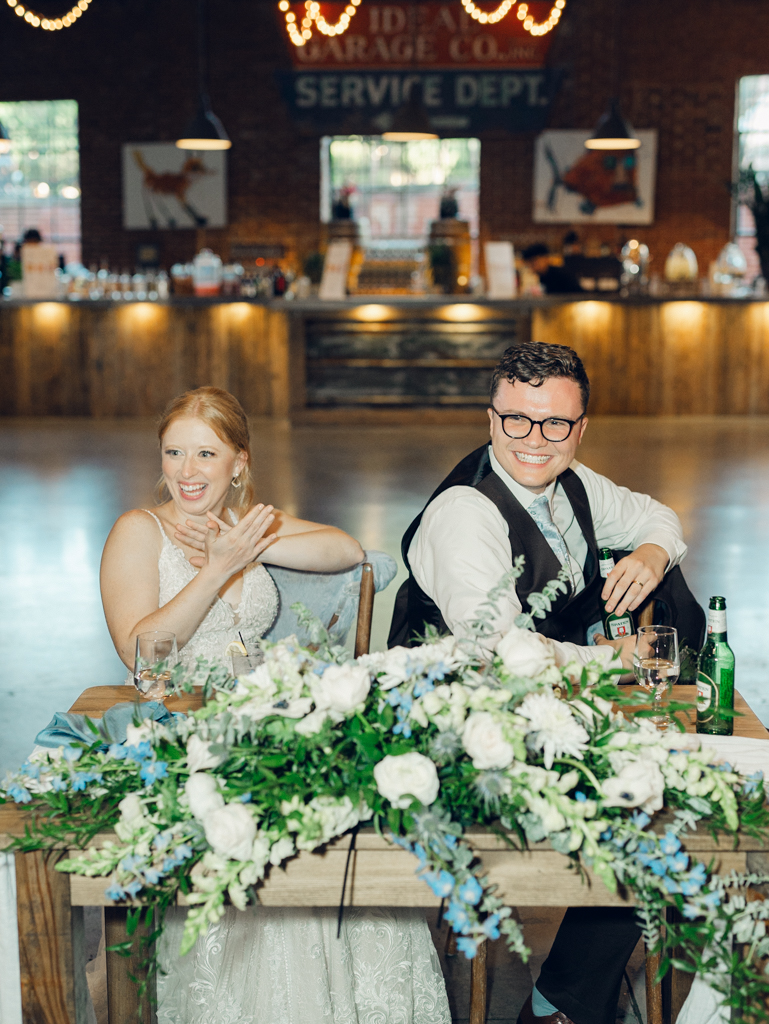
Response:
[516,992,577,1024]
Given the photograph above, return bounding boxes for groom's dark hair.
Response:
[489,341,590,413]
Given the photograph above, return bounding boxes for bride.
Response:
[100,386,451,1024]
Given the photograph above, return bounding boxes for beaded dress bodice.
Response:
[144,509,278,669]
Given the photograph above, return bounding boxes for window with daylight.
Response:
[735,76,769,277]
[320,136,480,245]
[0,100,80,264]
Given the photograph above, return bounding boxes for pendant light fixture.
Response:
[176,0,231,151]
[382,88,438,141]
[381,5,438,142]
[584,0,640,152]
[0,120,11,155]
[584,97,640,150]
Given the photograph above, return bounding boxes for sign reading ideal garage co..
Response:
[276,1,562,133]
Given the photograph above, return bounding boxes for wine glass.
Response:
[134,631,178,701]
[633,625,679,728]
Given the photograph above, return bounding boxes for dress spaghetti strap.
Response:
[141,508,167,540]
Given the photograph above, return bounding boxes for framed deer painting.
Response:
[122,143,227,229]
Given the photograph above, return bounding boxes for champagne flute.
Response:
[134,631,178,701]
[633,625,679,728]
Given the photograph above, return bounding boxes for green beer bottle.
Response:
[598,548,635,640]
[696,596,735,735]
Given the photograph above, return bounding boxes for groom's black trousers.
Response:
[536,908,642,1024]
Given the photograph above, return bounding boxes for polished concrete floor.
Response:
[2,414,768,1023]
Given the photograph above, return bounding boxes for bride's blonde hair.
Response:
[156,387,255,514]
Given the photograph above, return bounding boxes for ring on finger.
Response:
[633,580,644,586]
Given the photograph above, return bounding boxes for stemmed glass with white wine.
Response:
[633,625,679,728]
[134,631,178,701]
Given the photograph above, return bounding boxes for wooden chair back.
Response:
[353,563,375,657]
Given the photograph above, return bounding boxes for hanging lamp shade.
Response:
[176,100,231,150]
[382,89,438,141]
[0,121,11,155]
[584,97,640,150]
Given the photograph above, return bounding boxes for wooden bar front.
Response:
[5,296,769,420]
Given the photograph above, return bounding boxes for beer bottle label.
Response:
[599,556,614,578]
[608,616,632,640]
[707,609,727,634]
[696,674,713,712]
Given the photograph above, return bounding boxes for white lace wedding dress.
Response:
[142,510,451,1024]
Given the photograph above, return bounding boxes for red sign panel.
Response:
[283,2,557,69]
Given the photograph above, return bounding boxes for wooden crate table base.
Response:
[0,684,766,1024]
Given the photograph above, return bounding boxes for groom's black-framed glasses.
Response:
[491,407,585,443]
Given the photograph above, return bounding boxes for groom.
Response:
[389,341,704,1024]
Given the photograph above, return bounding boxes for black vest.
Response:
[388,445,606,648]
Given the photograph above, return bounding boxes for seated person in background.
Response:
[390,341,705,1024]
[522,243,583,295]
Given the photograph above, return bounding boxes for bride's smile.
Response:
[161,416,247,519]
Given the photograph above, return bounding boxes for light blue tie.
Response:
[528,493,572,573]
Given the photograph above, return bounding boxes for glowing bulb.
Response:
[279,0,289,8]
[286,12,295,20]
[15,6,24,14]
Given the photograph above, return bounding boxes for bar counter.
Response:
[3,294,769,420]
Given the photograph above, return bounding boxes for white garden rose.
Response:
[187,734,227,773]
[125,721,157,747]
[496,624,556,678]
[462,712,515,770]
[602,759,665,813]
[373,752,440,809]
[203,803,258,861]
[294,709,332,736]
[118,793,145,827]
[312,663,370,713]
[185,773,225,821]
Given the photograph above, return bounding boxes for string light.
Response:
[5,0,92,30]
[279,0,361,46]
[459,0,565,35]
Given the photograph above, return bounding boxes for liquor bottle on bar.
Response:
[696,596,735,735]
[598,547,635,639]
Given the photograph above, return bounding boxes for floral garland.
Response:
[4,565,769,1019]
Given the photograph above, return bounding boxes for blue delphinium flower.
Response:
[574,791,587,803]
[20,760,41,780]
[124,879,143,898]
[50,775,67,792]
[413,843,428,867]
[140,761,168,786]
[7,782,31,803]
[119,853,144,872]
[743,771,764,796]
[702,890,721,909]
[153,831,172,851]
[681,903,700,920]
[445,900,471,933]
[62,747,83,763]
[458,876,483,906]
[108,743,129,761]
[444,834,457,850]
[482,913,501,940]
[105,881,126,901]
[71,771,103,792]
[659,832,681,855]
[456,936,478,958]
[665,852,689,873]
[143,867,164,886]
[239,792,253,803]
[171,844,193,863]
[423,870,455,899]
[631,811,651,829]
[125,741,152,764]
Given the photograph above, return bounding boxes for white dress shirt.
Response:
[408,446,687,667]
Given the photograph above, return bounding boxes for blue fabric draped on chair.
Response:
[263,550,397,646]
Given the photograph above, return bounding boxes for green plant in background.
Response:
[303,251,324,285]
[428,242,456,293]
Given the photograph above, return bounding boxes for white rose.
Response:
[421,690,446,717]
[187,734,227,773]
[125,721,155,747]
[602,760,664,813]
[118,793,145,827]
[373,752,439,809]
[185,773,225,821]
[203,803,257,861]
[294,709,337,736]
[462,712,515,770]
[496,625,556,678]
[370,646,412,690]
[312,664,370,713]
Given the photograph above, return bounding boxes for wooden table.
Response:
[1,685,767,1024]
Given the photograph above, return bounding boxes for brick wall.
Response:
[1,0,767,274]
